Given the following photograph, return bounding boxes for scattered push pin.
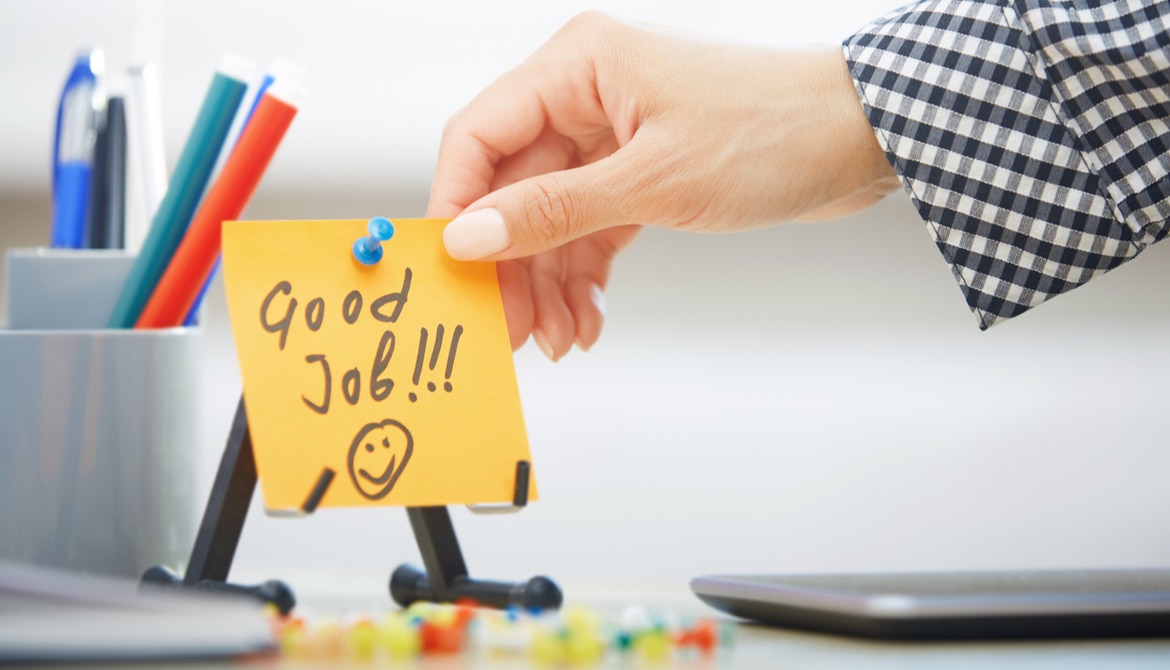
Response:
[353,216,395,265]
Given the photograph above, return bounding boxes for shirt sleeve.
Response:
[843,0,1170,329]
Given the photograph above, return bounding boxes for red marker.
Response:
[136,78,302,328]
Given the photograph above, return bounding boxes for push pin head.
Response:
[353,216,395,265]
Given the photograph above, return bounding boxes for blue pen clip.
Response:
[51,49,104,248]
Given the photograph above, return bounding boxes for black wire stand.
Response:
[141,396,562,615]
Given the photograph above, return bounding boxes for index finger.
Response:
[425,63,554,218]
[425,14,617,218]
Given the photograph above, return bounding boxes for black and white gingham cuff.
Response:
[844,0,1169,329]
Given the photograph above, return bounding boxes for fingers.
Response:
[442,145,648,261]
[528,248,575,361]
[563,226,633,351]
[488,126,582,193]
[426,13,621,220]
[496,259,534,351]
[565,277,605,352]
[503,227,638,361]
[425,84,544,219]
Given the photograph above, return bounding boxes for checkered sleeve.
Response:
[843,0,1170,329]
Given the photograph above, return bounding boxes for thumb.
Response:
[443,157,629,261]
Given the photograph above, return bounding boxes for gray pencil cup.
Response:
[0,248,201,578]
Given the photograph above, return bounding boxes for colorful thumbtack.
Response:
[353,216,395,265]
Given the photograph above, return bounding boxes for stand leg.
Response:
[141,396,295,614]
[406,506,469,595]
[390,506,562,612]
[186,396,257,582]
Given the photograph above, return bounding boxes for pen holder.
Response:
[0,249,201,578]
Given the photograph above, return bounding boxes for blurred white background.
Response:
[1,1,1167,603]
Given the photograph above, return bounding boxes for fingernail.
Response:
[443,208,510,260]
[576,284,606,352]
[590,283,606,316]
[533,328,557,362]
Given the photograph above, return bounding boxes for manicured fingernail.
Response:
[443,208,509,260]
[590,283,606,316]
[533,328,557,362]
[576,284,606,352]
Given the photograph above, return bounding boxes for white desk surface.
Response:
[15,586,1170,669]
[23,625,1170,670]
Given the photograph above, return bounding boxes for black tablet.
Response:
[691,569,1170,640]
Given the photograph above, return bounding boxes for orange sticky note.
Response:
[221,219,534,510]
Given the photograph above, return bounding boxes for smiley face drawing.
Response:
[347,419,414,500]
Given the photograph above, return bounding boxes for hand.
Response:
[426,12,898,359]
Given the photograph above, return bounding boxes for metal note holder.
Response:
[141,395,563,615]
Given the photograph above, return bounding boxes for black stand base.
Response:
[390,506,562,611]
[390,564,562,611]
[141,565,297,614]
[142,396,562,616]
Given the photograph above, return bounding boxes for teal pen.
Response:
[183,58,307,326]
[107,55,254,328]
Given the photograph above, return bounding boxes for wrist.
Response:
[817,45,900,202]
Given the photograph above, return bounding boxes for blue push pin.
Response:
[353,216,395,265]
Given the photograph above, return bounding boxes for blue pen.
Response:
[182,58,305,326]
[51,50,104,248]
